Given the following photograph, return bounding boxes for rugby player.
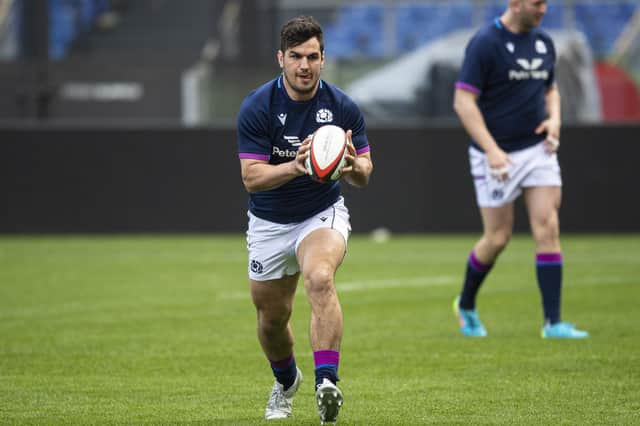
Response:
[237,15,373,423]
[452,0,588,339]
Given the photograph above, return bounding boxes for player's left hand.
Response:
[340,130,360,176]
[535,118,561,154]
[340,130,373,188]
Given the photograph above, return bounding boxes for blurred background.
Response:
[1,0,639,125]
[1,0,639,233]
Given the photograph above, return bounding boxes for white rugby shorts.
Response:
[246,196,351,281]
[470,141,561,208]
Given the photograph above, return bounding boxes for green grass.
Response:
[1,234,639,425]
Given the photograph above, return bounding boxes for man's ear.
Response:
[277,50,284,69]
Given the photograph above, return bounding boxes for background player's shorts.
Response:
[469,141,562,208]
[246,196,351,281]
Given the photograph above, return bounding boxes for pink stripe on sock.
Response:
[536,253,563,263]
[270,354,294,370]
[469,251,491,272]
[313,350,339,367]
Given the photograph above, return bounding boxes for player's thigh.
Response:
[296,228,346,277]
[479,203,515,238]
[523,186,561,229]
[294,197,351,275]
[250,273,299,316]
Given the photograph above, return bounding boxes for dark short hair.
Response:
[280,15,324,53]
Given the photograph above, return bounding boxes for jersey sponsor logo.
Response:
[509,58,549,80]
[284,135,302,147]
[272,136,302,158]
[316,108,334,123]
[272,146,297,158]
[277,113,287,125]
[517,58,543,70]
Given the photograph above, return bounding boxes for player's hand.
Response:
[536,118,561,154]
[295,137,311,176]
[339,130,359,176]
[486,147,513,182]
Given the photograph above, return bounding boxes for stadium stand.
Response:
[324,3,385,58]
[395,2,473,53]
[49,0,109,60]
[322,1,637,59]
[575,1,638,58]
[0,0,20,60]
[483,0,565,28]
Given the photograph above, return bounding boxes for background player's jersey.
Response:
[456,18,556,152]
[237,75,370,224]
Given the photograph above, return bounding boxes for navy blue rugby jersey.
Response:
[456,18,556,152]
[237,75,370,224]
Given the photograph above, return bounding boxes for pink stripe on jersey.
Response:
[239,152,269,161]
[455,81,481,94]
[356,145,371,155]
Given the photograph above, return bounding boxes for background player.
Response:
[237,15,373,423]
[452,0,588,339]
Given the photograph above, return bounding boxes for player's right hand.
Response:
[295,137,311,176]
[486,147,513,182]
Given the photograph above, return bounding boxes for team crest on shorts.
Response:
[250,259,263,274]
[492,189,504,200]
[316,109,333,123]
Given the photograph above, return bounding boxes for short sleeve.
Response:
[237,96,271,161]
[456,33,492,95]
[341,96,370,155]
[546,36,557,89]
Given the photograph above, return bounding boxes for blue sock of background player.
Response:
[459,251,493,310]
[536,253,562,325]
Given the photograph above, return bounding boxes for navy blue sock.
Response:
[536,253,563,325]
[459,251,493,310]
[270,354,297,391]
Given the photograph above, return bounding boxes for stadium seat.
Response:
[49,0,78,60]
[483,1,563,29]
[324,3,385,58]
[48,0,108,60]
[575,1,637,58]
[395,2,473,53]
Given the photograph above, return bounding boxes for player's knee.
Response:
[303,264,335,295]
[532,215,560,243]
[258,310,291,335]
[534,226,559,247]
[486,231,511,252]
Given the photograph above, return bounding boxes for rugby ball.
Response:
[305,125,347,183]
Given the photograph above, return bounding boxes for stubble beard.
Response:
[284,72,318,99]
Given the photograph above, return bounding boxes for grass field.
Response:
[1,234,639,425]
